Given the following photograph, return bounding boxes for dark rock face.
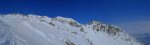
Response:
[90,21,122,36]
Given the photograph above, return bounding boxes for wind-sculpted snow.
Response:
[0,14,142,45]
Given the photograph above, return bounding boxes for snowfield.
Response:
[0,14,142,45]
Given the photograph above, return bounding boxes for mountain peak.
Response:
[54,16,77,22]
[90,21,102,25]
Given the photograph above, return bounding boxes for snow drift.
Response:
[0,14,142,45]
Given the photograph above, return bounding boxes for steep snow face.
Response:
[0,14,142,45]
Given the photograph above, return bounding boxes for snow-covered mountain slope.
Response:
[0,14,142,45]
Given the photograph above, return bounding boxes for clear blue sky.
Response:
[0,0,150,24]
[0,0,150,34]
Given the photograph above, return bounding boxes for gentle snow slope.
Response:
[0,14,142,45]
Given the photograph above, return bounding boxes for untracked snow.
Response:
[0,14,142,45]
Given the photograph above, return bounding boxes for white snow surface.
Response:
[0,14,142,45]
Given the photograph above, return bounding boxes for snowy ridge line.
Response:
[2,14,123,36]
[0,14,143,45]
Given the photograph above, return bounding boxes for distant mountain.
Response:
[131,33,150,45]
[0,14,142,45]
